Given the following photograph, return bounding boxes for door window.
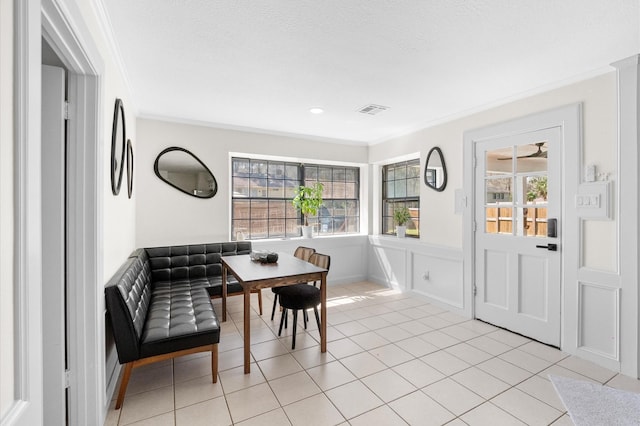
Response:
[484,142,548,238]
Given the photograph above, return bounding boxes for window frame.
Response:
[381,158,420,238]
[231,156,360,240]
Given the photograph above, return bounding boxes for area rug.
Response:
[549,374,640,425]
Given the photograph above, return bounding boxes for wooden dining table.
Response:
[221,252,328,373]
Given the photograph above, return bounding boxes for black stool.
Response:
[277,283,321,350]
[271,246,315,320]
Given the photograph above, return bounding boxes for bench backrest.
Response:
[105,252,153,363]
[144,242,252,282]
[105,241,251,364]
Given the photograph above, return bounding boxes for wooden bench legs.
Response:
[115,343,218,409]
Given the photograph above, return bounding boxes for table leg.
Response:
[320,272,327,353]
[244,286,251,373]
[221,265,227,322]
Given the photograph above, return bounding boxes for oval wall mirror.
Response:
[424,146,447,192]
[154,147,217,198]
[110,98,126,195]
[126,139,134,199]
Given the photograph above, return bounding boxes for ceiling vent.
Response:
[357,104,390,115]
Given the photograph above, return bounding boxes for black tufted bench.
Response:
[105,241,253,409]
[143,242,260,320]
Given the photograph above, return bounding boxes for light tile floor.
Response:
[105,282,640,426]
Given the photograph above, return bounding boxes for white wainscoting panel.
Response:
[368,243,407,290]
[412,252,463,309]
[368,236,465,312]
[578,281,619,361]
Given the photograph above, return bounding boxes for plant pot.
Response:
[396,225,406,238]
[301,225,313,238]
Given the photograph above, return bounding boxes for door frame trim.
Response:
[463,104,582,351]
[42,1,105,423]
[8,0,105,424]
[5,1,44,423]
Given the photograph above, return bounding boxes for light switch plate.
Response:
[576,181,610,219]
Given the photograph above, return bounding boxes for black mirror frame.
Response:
[153,146,218,199]
[126,139,134,199]
[424,146,447,192]
[110,98,126,195]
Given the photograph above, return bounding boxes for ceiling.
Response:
[100,0,639,145]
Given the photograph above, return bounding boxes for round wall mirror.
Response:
[154,147,217,198]
[110,98,126,195]
[126,139,134,199]
[424,146,447,192]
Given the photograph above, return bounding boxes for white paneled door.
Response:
[42,64,68,425]
[474,127,562,347]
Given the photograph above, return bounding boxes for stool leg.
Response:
[313,306,321,339]
[270,294,278,320]
[257,290,263,315]
[292,310,298,350]
[303,310,308,329]
[278,308,287,336]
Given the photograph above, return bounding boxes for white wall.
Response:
[369,73,617,259]
[0,0,14,417]
[135,119,368,247]
[70,0,138,281]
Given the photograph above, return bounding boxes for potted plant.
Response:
[292,182,324,238]
[393,206,411,238]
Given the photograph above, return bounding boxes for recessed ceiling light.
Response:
[309,107,324,114]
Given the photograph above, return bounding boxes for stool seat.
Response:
[278,284,320,310]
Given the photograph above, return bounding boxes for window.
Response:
[231,157,360,240]
[382,159,420,237]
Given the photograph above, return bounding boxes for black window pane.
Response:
[407,177,420,197]
[250,178,267,197]
[407,163,420,178]
[285,164,299,180]
[269,219,286,238]
[233,177,249,197]
[305,166,318,180]
[394,180,406,198]
[318,167,332,181]
[267,179,284,198]
[269,162,284,178]
[233,158,250,175]
[345,182,357,198]
[232,157,359,240]
[250,160,268,177]
[386,181,394,198]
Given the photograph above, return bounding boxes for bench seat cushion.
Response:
[206,276,243,297]
[140,279,220,358]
